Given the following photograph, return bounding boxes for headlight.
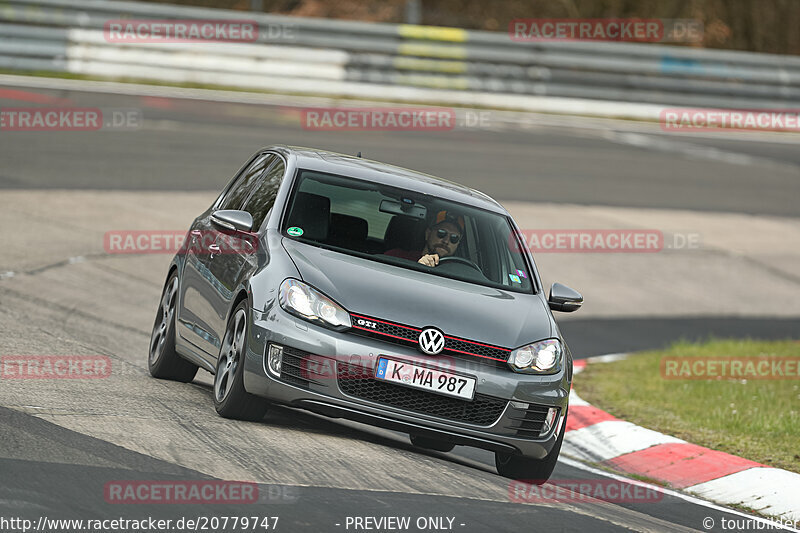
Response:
[279,279,351,330]
[508,339,562,374]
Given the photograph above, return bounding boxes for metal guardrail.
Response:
[1,0,799,109]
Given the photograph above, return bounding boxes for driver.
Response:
[385,211,464,267]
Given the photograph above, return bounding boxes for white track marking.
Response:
[563,421,685,462]
[689,468,800,522]
[558,456,800,531]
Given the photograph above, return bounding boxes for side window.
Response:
[241,158,286,231]
[220,153,275,211]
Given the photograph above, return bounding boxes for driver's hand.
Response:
[418,254,439,267]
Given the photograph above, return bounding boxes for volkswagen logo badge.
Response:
[418,328,445,355]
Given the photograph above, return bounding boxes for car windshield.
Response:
[281,169,534,293]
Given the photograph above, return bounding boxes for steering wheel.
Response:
[437,256,483,273]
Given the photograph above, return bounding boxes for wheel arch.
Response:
[228,287,251,324]
[166,263,179,284]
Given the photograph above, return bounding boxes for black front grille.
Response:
[337,363,507,426]
[350,313,511,369]
[505,404,553,438]
[445,337,508,361]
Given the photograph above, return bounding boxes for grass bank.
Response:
[576,339,800,473]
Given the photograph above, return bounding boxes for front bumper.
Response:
[244,308,570,459]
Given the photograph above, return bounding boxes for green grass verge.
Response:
[576,339,800,473]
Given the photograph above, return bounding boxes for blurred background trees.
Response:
[138,0,800,54]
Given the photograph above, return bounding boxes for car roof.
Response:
[264,145,508,214]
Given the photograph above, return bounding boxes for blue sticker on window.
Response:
[509,274,521,283]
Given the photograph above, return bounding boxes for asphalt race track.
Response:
[1,81,798,533]
[1,83,799,217]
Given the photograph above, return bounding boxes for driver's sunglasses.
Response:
[436,228,462,244]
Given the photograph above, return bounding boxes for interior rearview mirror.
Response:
[548,282,583,312]
[379,199,427,219]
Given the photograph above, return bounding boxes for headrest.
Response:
[384,215,425,252]
[329,213,368,248]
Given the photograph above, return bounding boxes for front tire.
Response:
[495,411,567,484]
[148,273,198,383]
[213,301,269,421]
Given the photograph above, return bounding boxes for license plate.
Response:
[375,357,476,400]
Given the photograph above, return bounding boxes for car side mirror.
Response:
[211,210,253,232]
[548,282,583,312]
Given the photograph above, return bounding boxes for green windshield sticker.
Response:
[287,227,304,237]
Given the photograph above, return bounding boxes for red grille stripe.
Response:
[442,347,508,362]
[444,335,511,352]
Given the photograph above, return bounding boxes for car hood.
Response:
[282,239,553,348]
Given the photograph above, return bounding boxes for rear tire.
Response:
[495,410,567,484]
[410,435,456,453]
[213,301,269,421]
[148,273,198,383]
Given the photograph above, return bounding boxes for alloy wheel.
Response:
[214,308,247,403]
[149,277,178,365]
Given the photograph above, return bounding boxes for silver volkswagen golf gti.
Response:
[148,146,583,482]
